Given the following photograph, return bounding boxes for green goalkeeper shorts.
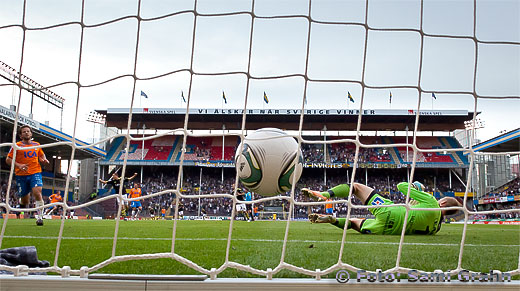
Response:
[359,192,406,235]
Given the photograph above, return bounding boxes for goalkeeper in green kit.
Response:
[304,181,462,235]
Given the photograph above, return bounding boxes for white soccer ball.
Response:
[235,128,303,196]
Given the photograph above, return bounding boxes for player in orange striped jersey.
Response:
[129,182,143,219]
[45,190,63,215]
[6,125,49,225]
[325,198,335,218]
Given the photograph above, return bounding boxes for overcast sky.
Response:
[0,0,518,143]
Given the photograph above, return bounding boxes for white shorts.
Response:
[236,204,247,212]
[121,195,128,206]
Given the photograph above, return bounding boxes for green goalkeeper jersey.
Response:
[320,182,443,235]
[359,182,442,235]
[395,182,442,235]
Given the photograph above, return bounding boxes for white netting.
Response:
[0,0,519,280]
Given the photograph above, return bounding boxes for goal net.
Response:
[0,0,519,282]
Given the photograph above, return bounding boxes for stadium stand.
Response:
[107,135,240,163]
[474,177,520,219]
[104,135,468,168]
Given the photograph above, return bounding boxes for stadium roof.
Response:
[1,105,105,160]
[473,128,520,153]
[97,108,476,132]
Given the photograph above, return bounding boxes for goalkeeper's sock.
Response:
[132,210,135,218]
[323,184,350,198]
[332,218,352,230]
[35,200,44,220]
[18,204,28,218]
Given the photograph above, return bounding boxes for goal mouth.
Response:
[0,0,518,283]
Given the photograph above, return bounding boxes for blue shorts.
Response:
[131,201,142,209]
[16,173,43,197]
[326,208,334,214]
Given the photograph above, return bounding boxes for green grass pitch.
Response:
[0,219,518,278]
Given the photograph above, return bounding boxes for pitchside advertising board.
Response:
[191,161,401,169]
[479,195,520,204]
[472,220,520,225]
[107,108,469,116]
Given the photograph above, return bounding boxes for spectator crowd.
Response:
[1,171,517,221]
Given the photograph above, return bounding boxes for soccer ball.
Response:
[235,128,303,196]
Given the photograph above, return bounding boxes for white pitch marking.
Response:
[2,235,519,247]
